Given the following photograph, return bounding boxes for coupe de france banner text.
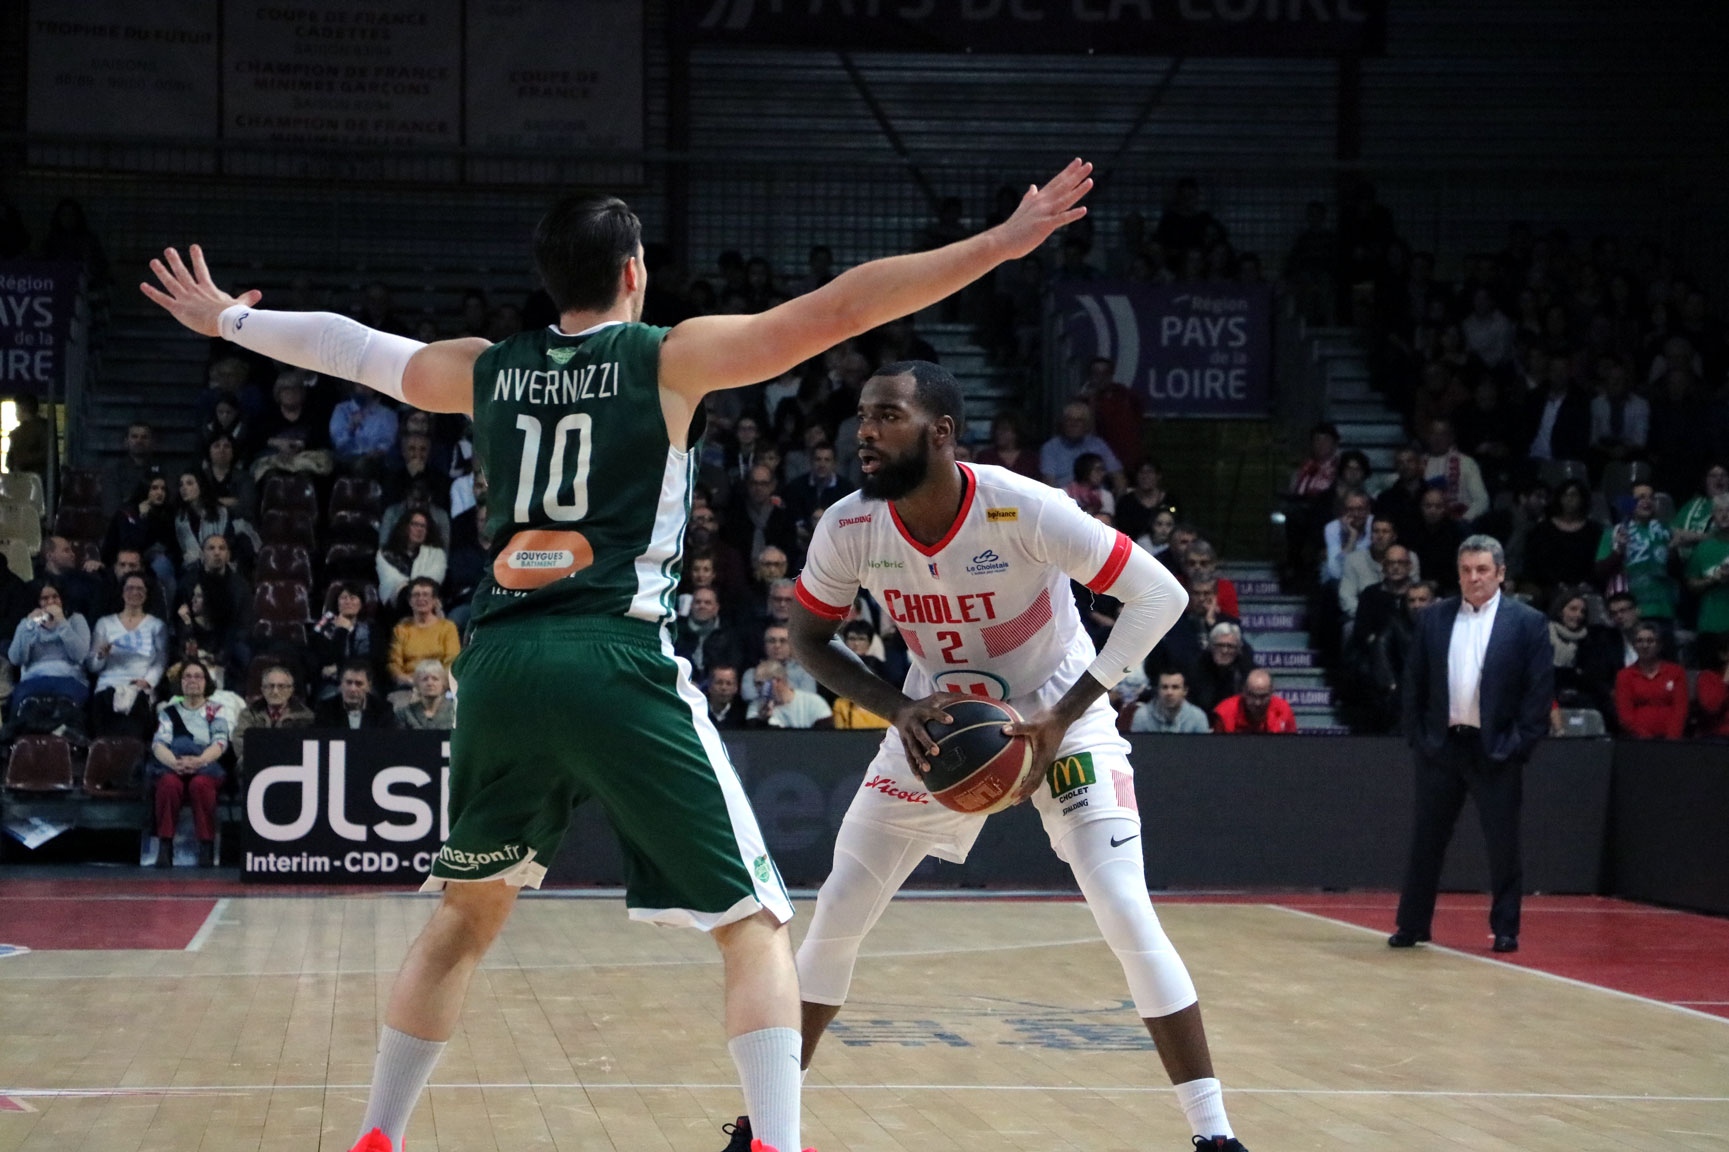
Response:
[682,0,1386,56]
[1055,282,1272,418]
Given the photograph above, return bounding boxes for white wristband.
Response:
[217,305,422,403]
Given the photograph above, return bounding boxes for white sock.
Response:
[728,1027,802,1152]
[1174,1076,1233,1139]
[359,1026,447,1146]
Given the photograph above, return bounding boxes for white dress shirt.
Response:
[1446,591,1501,728]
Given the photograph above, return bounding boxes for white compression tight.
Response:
[1061,816,1197,1018]
[796,821,928,1006]
[796,815,1197,1020]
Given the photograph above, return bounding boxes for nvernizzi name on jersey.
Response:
[491,363,621,406]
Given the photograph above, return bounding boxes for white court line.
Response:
[1271,905,1729,1026]
[183,898,228,953]
[0,934,1111,981]
[1,1082,1726,1104]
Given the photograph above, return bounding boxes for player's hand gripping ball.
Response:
[920,699,1037,815]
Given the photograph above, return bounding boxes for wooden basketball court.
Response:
[0,884,1725,1151]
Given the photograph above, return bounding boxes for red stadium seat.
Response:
[329,477,384,519]
[4,736,74,793]
[328,510,380,546]
[260,508,317,548]
[256,544,313,584]
[83,738,146,798]
[253,580,312,625]
[261,473,318,516]
[254,621,308,647]
[323,543,377,581]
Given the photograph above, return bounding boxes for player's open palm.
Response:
[140,244,262,338]
[993,158,1095,261]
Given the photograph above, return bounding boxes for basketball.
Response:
[919,699,1037,815]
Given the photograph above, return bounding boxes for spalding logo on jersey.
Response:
[931,669,1011,700]
[494,529,595,590]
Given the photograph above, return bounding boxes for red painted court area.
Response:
[0,879,222,951]
[1265,891,1729,1020]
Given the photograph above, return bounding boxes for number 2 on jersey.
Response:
[937,630,965,664]
[512,413,592,523]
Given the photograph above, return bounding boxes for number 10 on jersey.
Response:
[513,413,592,523]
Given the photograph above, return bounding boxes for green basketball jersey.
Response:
[467,321,694,627]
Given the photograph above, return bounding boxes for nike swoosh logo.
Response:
[1110,834,1140,848]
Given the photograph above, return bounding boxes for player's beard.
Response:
[859,435,930,501]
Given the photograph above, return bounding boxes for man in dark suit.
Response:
[1391,535,1553,954]
[1520,363,1592,467]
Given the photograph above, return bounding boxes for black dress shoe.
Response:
[1387,929,1430,948]
[1492,935,1519,953]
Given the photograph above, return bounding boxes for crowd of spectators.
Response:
[1284,209,1729,740]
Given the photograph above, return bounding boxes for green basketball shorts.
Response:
[425,615,792,931]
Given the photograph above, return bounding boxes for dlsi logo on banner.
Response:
[243,732,451,883]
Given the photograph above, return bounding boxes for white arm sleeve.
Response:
[217,306,422,403]
[1086,543,1188,689]
[1029,490,1189,690]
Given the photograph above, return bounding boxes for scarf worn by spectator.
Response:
[1549,619,1587,668]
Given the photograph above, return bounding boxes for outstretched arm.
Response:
[659,159,1093,401]
[141,244,482,414]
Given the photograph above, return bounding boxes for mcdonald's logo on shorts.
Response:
[1046,752,1097,799]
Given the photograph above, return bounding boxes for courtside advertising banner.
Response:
[0,262,84,399]
[242,730,448,884]
[1054,282,1273,418]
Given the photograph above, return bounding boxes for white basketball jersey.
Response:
[796,463,1133,708]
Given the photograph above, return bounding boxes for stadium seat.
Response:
[59,469,101,508]
[328,510,381,546]
[261,473,318,516]
[324,542,378,581]
[4,735,74,793]
[51,506,105,542]
[1554,708,1606,738]
[1537,459,1588,491]
[0,471,47,520]
[322,579,381,619]
[254,621,308,647]
[0,499,41,552]
[260,508,317,548]
[0,538,32,581]
[253,580,312,626]
[256,544,313,584]
[329,477,384,519]
[83,737,146,798]
[1600,460,1653,508]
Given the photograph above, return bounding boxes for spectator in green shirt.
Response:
[1684,493,1729,669]
[1596,483,1678,620]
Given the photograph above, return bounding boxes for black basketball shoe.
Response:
[1192,1137,1250,1151]
[718,1115,752,1152]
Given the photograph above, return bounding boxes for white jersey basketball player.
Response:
[764,363,1250,1152]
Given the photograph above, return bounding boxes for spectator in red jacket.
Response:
[1613,622,1688,740]
[1694,646,1729,739]
[1212,668,1297,734]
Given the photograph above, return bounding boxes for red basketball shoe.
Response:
[349,1129,394,1152]
[749,1141,817,1152]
